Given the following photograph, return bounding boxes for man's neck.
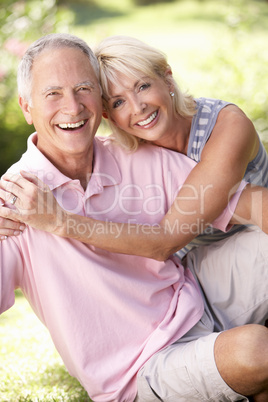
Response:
[54,154,94,190]
[65,158,94,190]
[35,138,94,191]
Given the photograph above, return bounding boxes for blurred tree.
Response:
[0,0,72,175]
[133,0,175,5]
[206,0,268,142]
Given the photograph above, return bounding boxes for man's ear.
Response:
[19,95,33,125]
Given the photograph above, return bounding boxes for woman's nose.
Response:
[130,95,147,115]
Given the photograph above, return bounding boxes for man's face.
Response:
[20,47,103,165]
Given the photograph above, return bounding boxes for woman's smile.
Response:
[135,111,158,128]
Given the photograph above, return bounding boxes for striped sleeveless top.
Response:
[177,97,268,259]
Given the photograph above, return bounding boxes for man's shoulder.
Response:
[94,135,161,158]
[94,135,196,168]
[5,155,28,176]
[94,135,175,157]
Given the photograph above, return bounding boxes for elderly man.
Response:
[0,33,268,402]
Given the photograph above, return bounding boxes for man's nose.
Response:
[62,93,83,116]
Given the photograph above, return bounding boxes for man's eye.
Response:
[78,87,91,92]
[47,92,59,97]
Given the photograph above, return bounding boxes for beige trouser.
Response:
[136,227,268,401]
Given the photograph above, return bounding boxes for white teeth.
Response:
[58,120,85,129]
[137,112,157,127]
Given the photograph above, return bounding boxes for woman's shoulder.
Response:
[194,97,234,113]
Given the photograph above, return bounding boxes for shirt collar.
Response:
[18,133,122,193]
[84,137,122,198]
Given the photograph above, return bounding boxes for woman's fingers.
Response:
[0,175,22,204]
[0,188,19,205]
[20,170,49,190]
[1,172,24,186]
[1,172,51,208]
[0,210,26,240]
[0,172,60,233]
[1,174,37,209]
[0,172,56,237]
[2,171,48,191]
[0,205,20,221]
[0,227,23,239]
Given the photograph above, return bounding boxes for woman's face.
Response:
[104,70,178,145]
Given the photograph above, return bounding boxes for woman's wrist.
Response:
[52,210,72,238]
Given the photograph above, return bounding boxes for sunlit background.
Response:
[0,0,268,400]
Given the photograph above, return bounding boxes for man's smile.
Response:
[57,119,87,131]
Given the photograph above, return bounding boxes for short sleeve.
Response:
[212,180,248,232]
[0,238,23,314]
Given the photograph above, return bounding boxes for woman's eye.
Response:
[113,99,123,109]
[140,83,150,91]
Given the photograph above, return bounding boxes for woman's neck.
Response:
[153,115,192,155]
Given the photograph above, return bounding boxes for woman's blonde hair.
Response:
[95,35,196,151]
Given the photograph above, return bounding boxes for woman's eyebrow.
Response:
[108,79,144,100]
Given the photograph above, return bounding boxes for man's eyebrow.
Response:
[42,81,96,95]
[42,86,62,95]
[75,81,95,88]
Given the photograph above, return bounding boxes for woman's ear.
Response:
[102,110,108,119]
[103,110,118,127]
[164,66,174,91]
[165,66,173,78]
[19,96,33,125]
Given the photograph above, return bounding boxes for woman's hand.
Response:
[0,207,25,240]
[0,170,66,236]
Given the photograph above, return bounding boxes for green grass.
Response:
[0,291,91,402]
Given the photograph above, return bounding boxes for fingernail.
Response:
[19,225,26,231]
[0,236,8,240]
[14,231,21,236]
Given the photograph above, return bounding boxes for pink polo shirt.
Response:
[0,133,245,401]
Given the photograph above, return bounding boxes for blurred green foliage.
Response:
[0,0,268,176]
[134,0,176,5]
[0,0,72,175]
